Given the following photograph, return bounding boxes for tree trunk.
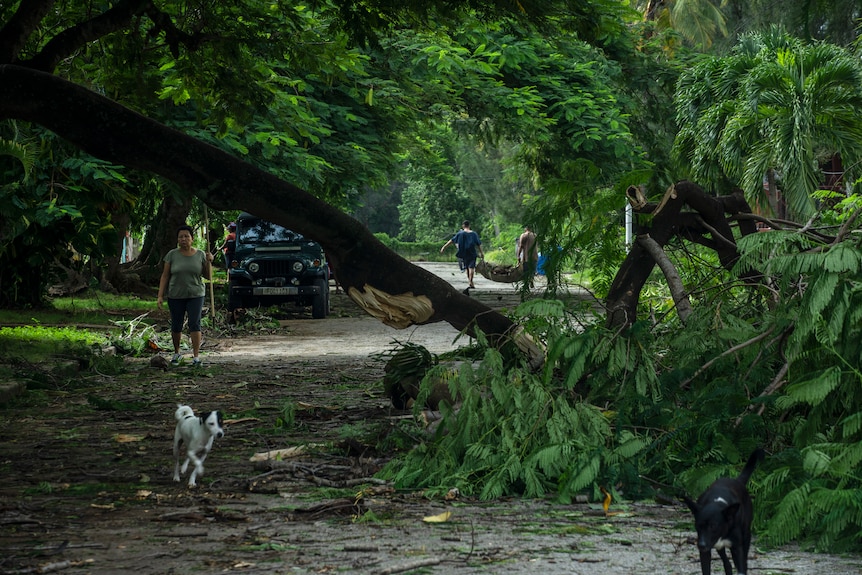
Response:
[0,65,539,362]
[644,0,666,21]
[135,194,194,286]
[606,181,759,329]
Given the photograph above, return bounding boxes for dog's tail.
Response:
[737,447,765,484]
[175,404,194,421]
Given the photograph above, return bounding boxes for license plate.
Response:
[253,287,298,296]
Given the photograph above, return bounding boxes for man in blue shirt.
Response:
[440,220,485,288]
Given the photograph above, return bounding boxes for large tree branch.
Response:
[0,64,541,364]
[21,0,151,72]
[0,0,56,65]
[607,181,760,329]
[7,0,217,72]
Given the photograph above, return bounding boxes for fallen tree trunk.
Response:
[0,65,541,364]
[476,261,524,283]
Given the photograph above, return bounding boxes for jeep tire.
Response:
[311,278,329,319]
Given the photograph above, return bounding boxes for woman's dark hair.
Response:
[177,224,194,236]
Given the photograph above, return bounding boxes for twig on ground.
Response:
[373,558,442,575]
[6,559,94,574]
[311,476,388,488]
[342,545,380,552]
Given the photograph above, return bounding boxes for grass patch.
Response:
[0,325,109,362]
[0,290,157,328]
[52,290,154,314]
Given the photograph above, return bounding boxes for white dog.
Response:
[173,404,224,487]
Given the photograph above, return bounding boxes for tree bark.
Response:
[0,65,539,361]
[644,0,666,21]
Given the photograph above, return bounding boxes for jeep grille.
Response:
[251,260,302,277]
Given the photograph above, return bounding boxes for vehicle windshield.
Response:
[238,219,304,245]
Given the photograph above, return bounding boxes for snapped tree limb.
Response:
[607,181,760,328]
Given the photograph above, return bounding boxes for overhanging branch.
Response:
[23,0,151,72]
[0,64,526,357]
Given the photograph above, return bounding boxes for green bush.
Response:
[374,233,446,261]
[375,232,515,265]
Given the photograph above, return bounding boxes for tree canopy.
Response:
[5,0,862,555]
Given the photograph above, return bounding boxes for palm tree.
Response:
[674,28,862,219]
[641,0,728,48]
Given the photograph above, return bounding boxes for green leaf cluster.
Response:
[380,303,651,502]
[0,124,129,307]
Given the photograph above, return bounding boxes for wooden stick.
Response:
[203,204,215,320]
[374,558,442,574]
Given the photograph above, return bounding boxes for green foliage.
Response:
[0,324,123,391]
[530,181,631,295]
[380,314,652,501]
[373,234,444,260]
[388,16,652,245]
[0,124,132,308]
[109,313,161,357]
[714,0,861,50]
[0,129,35,177]
[653,0,729,49]
[52,291,154,314]
[384,199,862,552]
[2,0,666,307]
[275,401,297,432]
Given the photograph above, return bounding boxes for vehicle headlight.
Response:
[249,262,260,273]
[292,261,304,273]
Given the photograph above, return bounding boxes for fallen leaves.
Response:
[422,510,452,523]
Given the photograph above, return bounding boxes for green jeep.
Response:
[227,212,330,319]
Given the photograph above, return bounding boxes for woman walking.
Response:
[157,225,214,366]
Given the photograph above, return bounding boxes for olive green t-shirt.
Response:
[163,248,207,299]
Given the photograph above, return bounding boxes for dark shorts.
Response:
[167,296,205,333]
[458,256,478,271]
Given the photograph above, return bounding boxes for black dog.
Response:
[684,448,765,575]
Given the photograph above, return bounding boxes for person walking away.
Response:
[216,222,237,271]
[157,224,214,366]
[517,225,538,270]
[440,220,484,288]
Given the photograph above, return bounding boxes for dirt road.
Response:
[1,264,860,574]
